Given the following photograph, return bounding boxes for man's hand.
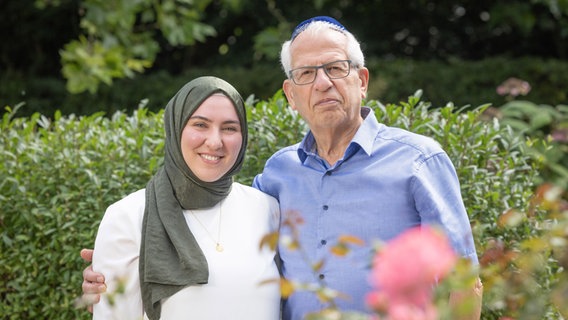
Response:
[80,249,106,313]
[449,277,483,320]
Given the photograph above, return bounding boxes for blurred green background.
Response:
[1,0,567,117]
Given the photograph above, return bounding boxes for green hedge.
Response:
[2,56,567,118]
[0,92,544,319]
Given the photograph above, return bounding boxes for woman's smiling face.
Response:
[180,94,243,182]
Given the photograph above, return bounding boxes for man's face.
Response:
[282,29,369,133]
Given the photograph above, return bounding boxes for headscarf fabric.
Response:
[139,76,247,320]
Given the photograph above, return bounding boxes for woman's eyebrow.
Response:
[189,115,210,121]
[189,115,240,125]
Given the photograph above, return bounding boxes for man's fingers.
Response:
[79,248,104,313]
[82,266,107,294]
[82,280,107,294]
[83,265,105,284]
[80,248,94,262]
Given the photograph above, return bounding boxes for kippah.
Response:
[290,16,346,40]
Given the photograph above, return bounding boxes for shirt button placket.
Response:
[320,205,329,248]
[319,170,332,282]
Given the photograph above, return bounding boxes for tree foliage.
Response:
[34,0,241,93]
[2,0,567,95]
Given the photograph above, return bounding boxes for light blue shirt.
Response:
[252,107,478,319]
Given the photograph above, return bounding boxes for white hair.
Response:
[280,21,365,77]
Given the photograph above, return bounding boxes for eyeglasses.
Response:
[289,60,352,85]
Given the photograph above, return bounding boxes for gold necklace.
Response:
[190,201,224,252]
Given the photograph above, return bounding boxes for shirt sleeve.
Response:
[412,152,479,264]
[92,192,145,320]
[251,173,263,192]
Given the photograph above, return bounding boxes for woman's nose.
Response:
[205,130,223,149]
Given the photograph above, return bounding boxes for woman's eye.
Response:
[223,126,239,132]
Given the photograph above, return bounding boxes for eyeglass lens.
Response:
[290,60,351,85]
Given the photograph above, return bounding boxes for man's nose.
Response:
[313,68,333,88]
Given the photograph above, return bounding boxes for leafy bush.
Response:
[2,56,568,118]
[367,56,568,109]
[497,100,568,189]
[0,103,164,319]
[1,92,540,319]
[238,90,308,185]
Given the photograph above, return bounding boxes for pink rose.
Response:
[367,226,457,317]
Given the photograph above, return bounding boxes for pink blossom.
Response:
[551,128,568,143]
[388,302,438,320]
[496,77,531,97]
[367,226,457,318]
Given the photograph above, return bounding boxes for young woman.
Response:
[92,76,281,320]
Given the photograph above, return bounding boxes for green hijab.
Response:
[139,76,247,320]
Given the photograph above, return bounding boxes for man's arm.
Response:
[413,153,482,318]
[80,249,106,313]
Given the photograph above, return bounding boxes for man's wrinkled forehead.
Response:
[290,16,347,41]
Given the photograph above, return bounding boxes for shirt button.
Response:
[319,274,325,280]
[323,205,329,210]
[321,239,327,245]
[326,171,332,176]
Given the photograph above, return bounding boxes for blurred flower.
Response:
[496,77,531,98]
[367,226,457,320]
[551,128,568,143]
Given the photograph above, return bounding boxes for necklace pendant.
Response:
[216,243,224,252]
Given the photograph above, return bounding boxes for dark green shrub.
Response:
[2,56,567,118]
[238,90,307,186]
[367,57,568,108]
[0,92,539,319]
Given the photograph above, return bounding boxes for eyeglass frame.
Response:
[288,59,354,85]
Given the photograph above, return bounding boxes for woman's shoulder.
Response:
[231,182,278,204]
[95,189,146,255]
[108,188,145,207]
[231,182,269,196]
[103,189,146,220]
[230,183,280,228]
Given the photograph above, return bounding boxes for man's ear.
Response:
[358,67,370,99]
[282,79,297,110]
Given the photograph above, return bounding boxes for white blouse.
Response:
[93,183,281,320]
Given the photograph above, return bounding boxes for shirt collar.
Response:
[297,107,380,162]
